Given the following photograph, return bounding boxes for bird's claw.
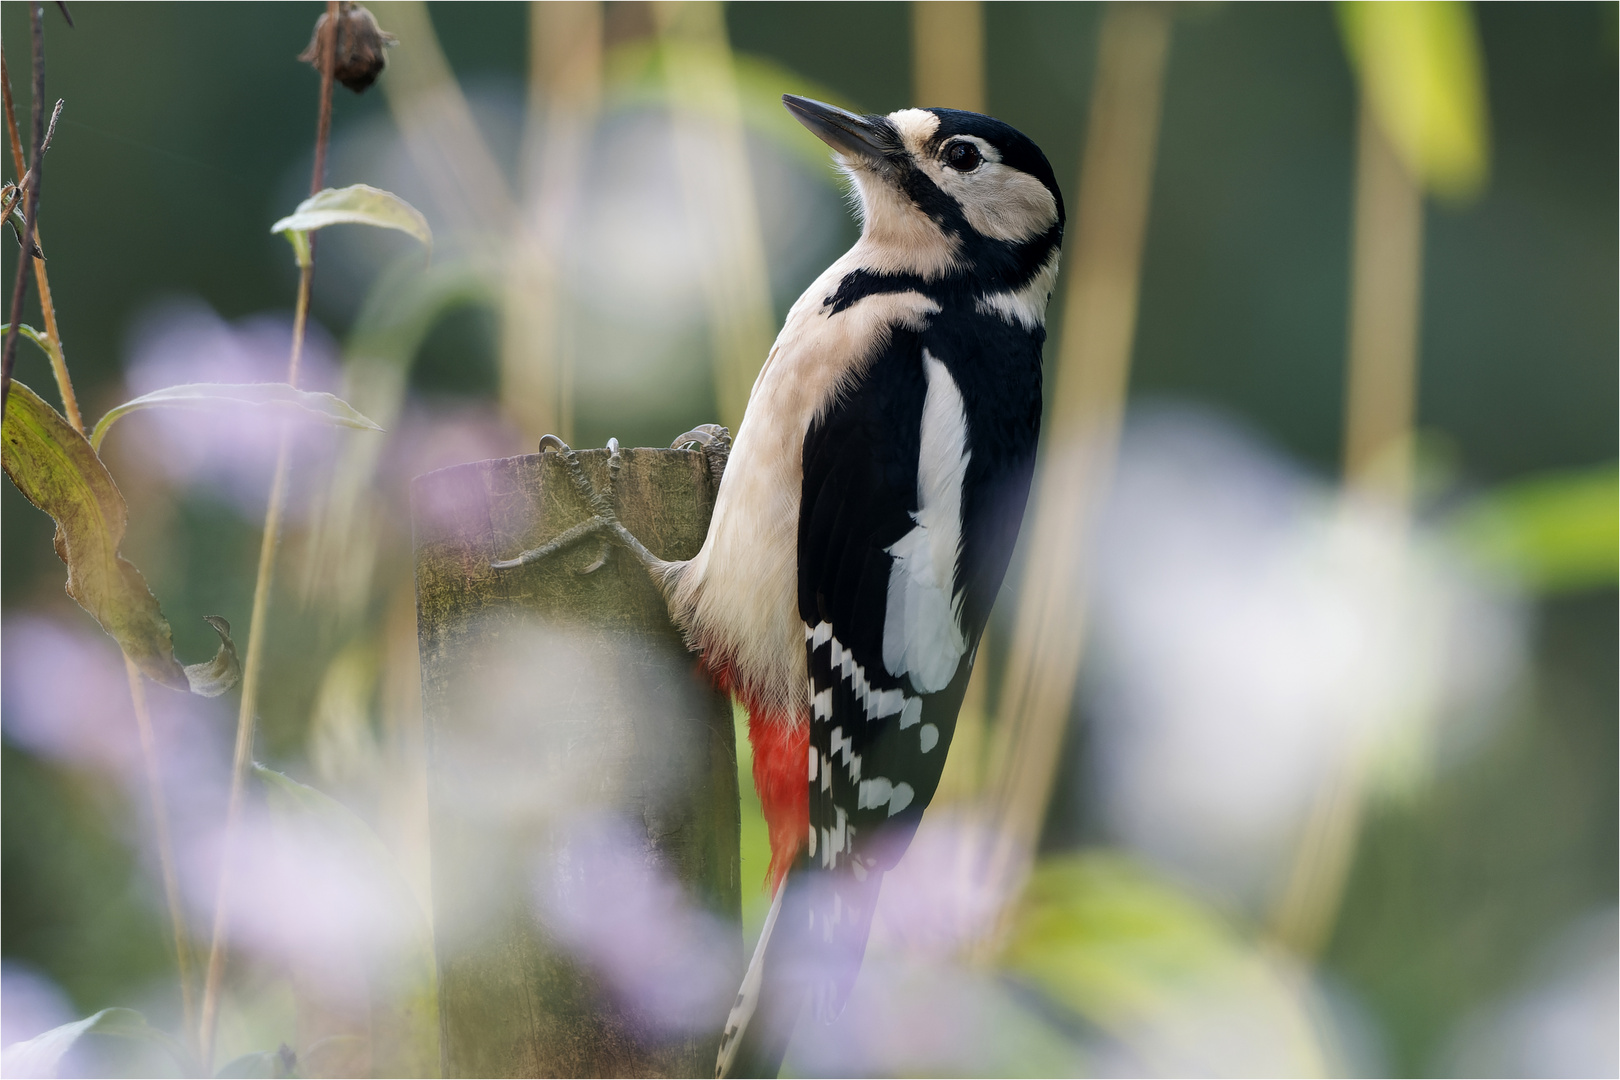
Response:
[490,435,625,574]
[673,423,731,489]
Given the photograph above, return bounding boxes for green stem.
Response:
[195,0,335,1059]
[196,264,310,1069]
[122,654,198,1052]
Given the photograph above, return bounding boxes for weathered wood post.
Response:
[412,446,742,1077]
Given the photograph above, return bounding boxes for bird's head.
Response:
[784,94,1064,286]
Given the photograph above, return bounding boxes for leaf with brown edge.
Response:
[1,380,240,695]
[185,615,241,698]
[89,381,383,453]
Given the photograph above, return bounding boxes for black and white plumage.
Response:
[697,98,1064,1078]
[495,95,1063,1078]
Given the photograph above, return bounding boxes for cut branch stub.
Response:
[412,445,742,1078]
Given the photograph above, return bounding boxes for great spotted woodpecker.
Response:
[498,95,1063,1078]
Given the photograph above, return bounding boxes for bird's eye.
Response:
[944,141,982,172]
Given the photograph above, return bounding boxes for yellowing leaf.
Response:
[2,381,240,695]
[1337,1,1490,200]
[1002,852,1328,1077]
[89,381,384,452]
[271,183,432,267]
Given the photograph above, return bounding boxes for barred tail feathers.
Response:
[716,885,788,1078]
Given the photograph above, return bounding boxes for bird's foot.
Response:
[673,423,732,489]
[491,435,667,576]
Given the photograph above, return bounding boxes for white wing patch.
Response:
[883,351,970,694]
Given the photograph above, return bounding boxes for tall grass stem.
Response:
[911,1,985,112]
[1,2,45,415]
[1,50,81,431]
[197,4,336,1064]
[123,655,199,1048]
[657,0,775,433]
[1270,97,1425,959]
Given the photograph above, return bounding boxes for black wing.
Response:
[795,311,1042,1015]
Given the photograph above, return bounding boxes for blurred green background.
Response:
[1,3,1613,1077]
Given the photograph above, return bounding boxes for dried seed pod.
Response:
[298,2,396,94]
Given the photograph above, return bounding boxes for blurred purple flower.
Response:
[2,616,143,777]
[0,963,75,1047]
[870,812,1011,960]
[173,805,414,998]
[535,815,737,1035]
[2,613,237,876]
[117,299,342,517]
[382,399,525,536]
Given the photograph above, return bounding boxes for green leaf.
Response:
[2,321,70,390]
[1449,462,1619,592]
[1337,0,1490,200]
[252,765,439,1077]
[271,184,432,267]
[89,381,384,452]
[2,380,241,695]
[1,320,53,358]
[0,1007,192,1079]
[1001,852,1327,1075]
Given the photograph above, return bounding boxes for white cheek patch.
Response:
[934,161,1059,243]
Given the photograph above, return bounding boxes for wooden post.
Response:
[412,446,742,1078]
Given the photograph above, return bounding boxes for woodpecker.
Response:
[497,95,1063,1078]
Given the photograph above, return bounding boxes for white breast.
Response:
[672,248,940,717]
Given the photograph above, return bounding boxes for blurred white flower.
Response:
[1083,407,1526,906]
[787,950,1085,1078]
[1444,908,1618,1078]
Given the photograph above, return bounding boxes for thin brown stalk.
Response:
[1340,101,1423,506]
[911,1,985,112]
[500,0,602,446]
[123,655,199,1045]
[657,0,775,433]
[2,2,45,416]
[197,4,336,1066]
[1,51,80,431]
[5,31,191,1044]
[977,2,1172,942]
[1270,97,1425,959]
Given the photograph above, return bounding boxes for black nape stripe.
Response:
[823,218,1061,319]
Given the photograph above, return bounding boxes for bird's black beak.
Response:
[783,95,898,169]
